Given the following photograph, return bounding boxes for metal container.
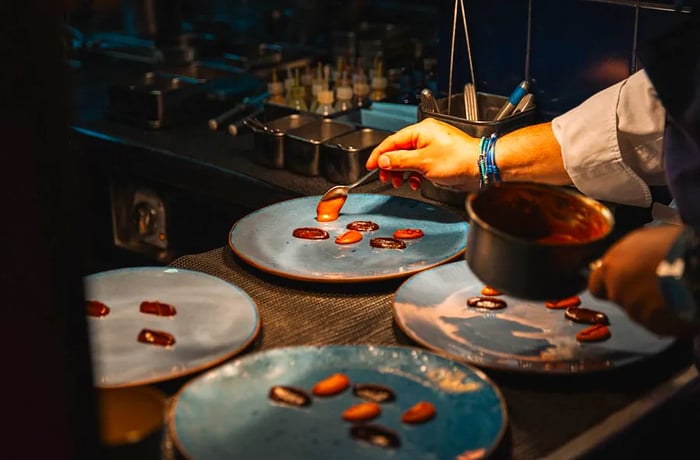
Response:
[108,72,204,129]
[418,91,537,206]
[249,113,318,168]
[321,128,391,184]
[285,119,356,176]
[465,182,615,300]
[418,91,536,137]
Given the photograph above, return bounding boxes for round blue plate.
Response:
[84,267,260,388]
[228,194,469,282]
[169,345,507,460]
[393,261,675,373]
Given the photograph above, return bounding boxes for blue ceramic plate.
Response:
[228,194,469,282]
[169,345,507,460]
[84,267,260,388]
[393,261,675,373]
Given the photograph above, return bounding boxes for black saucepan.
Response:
[465,182,615,300]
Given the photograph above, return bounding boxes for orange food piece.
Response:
[576,324,611,342]
[86,300,110,317]
[316,196,347,222]
[545,296,581,309]
[393,228,424,239]
[312,373,350,396]
[401,401,436,424]
[335,230,363,245]
[342,401,382,421]
[480,286,501,296]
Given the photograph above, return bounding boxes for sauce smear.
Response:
[316,196,347,222]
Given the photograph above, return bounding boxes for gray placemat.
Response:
[170,246,408,349]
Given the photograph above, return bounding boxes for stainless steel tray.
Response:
[249,113,319,168]
[285,119,356,176]
[321,128,391,184]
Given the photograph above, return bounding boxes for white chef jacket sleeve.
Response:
[551,69,667,207]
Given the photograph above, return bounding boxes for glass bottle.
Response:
[334,84,354,112]
[315,90,336,116]
[267,69,286,106]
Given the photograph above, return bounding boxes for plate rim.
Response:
[167,344,509,460]
[84,266,261,388]
[228,194,469,283]
[391,260,676,375]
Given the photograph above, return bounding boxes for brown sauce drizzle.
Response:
[349,424,401,448]
[137,328,176,347]
[565,307,610,325]
[86,300,110,317]
[292,227,330,240]
[467,296,508,310]
[269,385,311,407]
[369,237,406,249]
[139,300,177,317]
[347,221,380,232]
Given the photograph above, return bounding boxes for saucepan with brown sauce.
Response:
[465,182,614,300]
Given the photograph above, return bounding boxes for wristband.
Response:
[477,133,500,189]
[656,226,700,323]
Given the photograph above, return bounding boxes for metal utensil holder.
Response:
[417,91,537,206]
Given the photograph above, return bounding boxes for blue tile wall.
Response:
[434,0,693,120]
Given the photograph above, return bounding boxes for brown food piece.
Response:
[466,296,508,310]
[316,196,346,222]
[565,306,610,325]
[576,324,611,342]
[292,227,330,240]
[401,401,436,424]
[369,237,406,249]
[347,221,380,232]
[480,286,502,296]
[342,401,382,421]
[312,373,350,396]
[352,383,396,403]
[545,296,582,309]
[139,300,177,317]
[269,385,311,407]
[350,424,401,448]
[335,230,363,245]
[392,228,424,239]
[86,300,110,317]
[137,328,176,347]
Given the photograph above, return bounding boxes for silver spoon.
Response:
[319,168,378,202]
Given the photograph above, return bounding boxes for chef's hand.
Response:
[366,118,481,191]
[588,225,700,338]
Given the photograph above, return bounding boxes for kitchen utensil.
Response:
[246,113,319,168]
[321,129,391,184]
[285,119,357,176]
[465,182,615,300]
[319,168,378,201]
[419,88,440,114]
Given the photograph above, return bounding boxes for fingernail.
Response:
[378,156,390,168]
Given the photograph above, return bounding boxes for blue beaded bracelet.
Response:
[478,133,500,188]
